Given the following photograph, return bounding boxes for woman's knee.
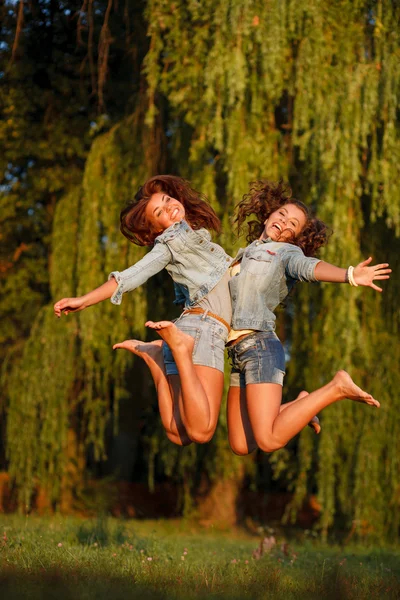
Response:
[227,430,257,455]
[229,441,252,456]
[184,414,219,444]
[256,436,286,454]
[165,431,192,446]
[186,426,215,444]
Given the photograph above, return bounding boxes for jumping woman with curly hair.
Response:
[54,175,233,447]
[226,180,390,455]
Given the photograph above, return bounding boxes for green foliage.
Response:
[0,2,94,370]
[5,121,154,504]
[5,188,80,506]
[142,0,400,540]
[1,0,399,541]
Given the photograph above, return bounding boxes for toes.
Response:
[145,320,174,330]
[113,340,134,351]
[308,416,321,434]
[113,342,127,350]
[145,320,164,329]
[363,396,379,408]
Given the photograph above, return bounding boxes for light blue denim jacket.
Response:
[230,239,321,331]
[109,220,232,306]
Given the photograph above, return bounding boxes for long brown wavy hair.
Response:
[120,175,221,246]
[235,180,331,257]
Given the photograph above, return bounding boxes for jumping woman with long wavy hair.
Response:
[226,180,390,455]
[54,175,233,446]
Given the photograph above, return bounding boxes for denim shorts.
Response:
[163,312,229,375]
[227,331,286,387]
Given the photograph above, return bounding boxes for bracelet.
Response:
[347,265,358,287]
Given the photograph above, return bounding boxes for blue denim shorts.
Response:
[227,331,286,387]
[163,312,229,375]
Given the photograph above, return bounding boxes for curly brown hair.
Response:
[235,180,331,257]
[120,175,221,246]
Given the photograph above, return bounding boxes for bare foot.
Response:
[145,320,195,356]
[334,370,380,407]
[113,339,164,372]
[296,390,321,434]
[309,415,321,435]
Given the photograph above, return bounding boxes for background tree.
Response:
[1,0,399,540]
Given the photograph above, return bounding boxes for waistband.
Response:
[182,308,230,332]
[226,332,253,348]
[227,330,279,350]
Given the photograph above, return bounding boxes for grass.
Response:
[0,515,399,599]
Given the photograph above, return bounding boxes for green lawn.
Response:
[0,515,399,599]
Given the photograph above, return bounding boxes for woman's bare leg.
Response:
[146,320,224,443]
[246,371,378,453]
[227,386,258,455]
[227,388,320,455]
[280,391,321,434]
[113,339,191,446]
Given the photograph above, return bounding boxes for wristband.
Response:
[347,265,358,287]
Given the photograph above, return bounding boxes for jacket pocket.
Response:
[245,252,272,275]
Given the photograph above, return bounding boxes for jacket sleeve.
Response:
[283,246,321,282]
[108,243,171,305]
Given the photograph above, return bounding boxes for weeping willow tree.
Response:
[139,0,399,539]
[5,121,148,508]
[3,0,400,538]
[4,109,244,512]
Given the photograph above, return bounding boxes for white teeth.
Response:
[273,223,282,231]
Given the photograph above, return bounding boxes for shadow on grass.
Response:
[0,571,168,600]
[1,568,400,600]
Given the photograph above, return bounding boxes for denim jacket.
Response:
[230,240,321,331]
[109,220,232,306]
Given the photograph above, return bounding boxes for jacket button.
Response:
[199,239,203,243]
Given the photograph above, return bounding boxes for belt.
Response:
[226,333,254,348]
[183,308,230,332]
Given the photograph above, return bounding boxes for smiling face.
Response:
[261,203,307,242]
[144,192,186,233]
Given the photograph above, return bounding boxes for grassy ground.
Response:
[0,515,399,599]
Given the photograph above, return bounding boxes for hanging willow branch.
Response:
[98,0,114,112]
[10,0,25,63]
[77,0,97,99]
[77,0,116,111]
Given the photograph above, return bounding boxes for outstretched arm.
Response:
[54,278,118,317]
[314,257,391,292]
[54,241,171,317]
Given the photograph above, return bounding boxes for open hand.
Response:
[353,257,391,292]
[54,296,86,317]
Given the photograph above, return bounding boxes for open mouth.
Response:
[271,223,282,233]
[170,207,180,219]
